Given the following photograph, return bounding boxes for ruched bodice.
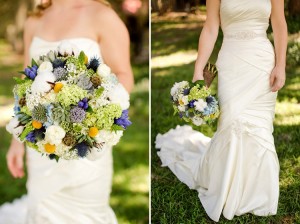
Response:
[220,0,271,34]
[156,0,279,222]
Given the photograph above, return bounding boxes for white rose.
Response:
[178,105,186,112]
[192,116,204,126]
[45,125,66,145]
[58,41,79,56]
[97,64,111,78]
[194,99,208,112]
[95,130,123,146]
[31,71,56,94]
[37,61,53,74]
[170,83,180,96]
[178,95,189,106]
[6,117,24,142]
[109,83,130,110]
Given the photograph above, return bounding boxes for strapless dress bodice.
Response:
[29,36,103,62]
[220,0,271,40]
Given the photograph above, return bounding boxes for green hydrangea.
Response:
[188,86,211,101]
[72,123,87,137]
[60,121,72,132]
[66,56,86,74]
[84,104,122,130]
[20,106,32,116]
[86,68,96,77]
[15,80,33,97]
[56,85,87,107]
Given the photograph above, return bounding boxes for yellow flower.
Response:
[32,120,42,129]
[54,83,64,93]
[44,143,56,153]
[89,127,99,137]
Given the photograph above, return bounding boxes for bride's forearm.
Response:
[193,26,219,80]
[270,0,287,69]
[272,23,287,68]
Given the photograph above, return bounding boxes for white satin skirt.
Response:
[156,37,279,222]
[0,147,117,224]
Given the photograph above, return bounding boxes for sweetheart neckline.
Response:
[32,36,99,46]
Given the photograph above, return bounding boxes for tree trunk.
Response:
[288,0,300,16]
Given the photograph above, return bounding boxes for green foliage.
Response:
[287,41,300,67]
[78,51,86,65]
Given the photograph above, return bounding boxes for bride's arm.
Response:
[193,0,220,82]
[6,16,36,178]
[97,9,134,93]
[269,0,287,92]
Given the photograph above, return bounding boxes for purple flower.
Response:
[24,65,38,80]
[188,100,196,108]
[78,98,89,110]
[179,112,183,118]
[70,107,86,123]
[114,110,132,129]
[26,131,36,143]
[183,88,190,96]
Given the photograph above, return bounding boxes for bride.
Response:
[1,0,134,223]
[156,0,287,222]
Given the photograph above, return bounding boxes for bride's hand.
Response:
[192,71,204,83]
[7,139,25,178]
[270,66,285,92]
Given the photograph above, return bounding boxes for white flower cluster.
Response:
[170,81,189,101]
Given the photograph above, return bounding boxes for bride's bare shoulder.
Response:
[86,2,127,32]
[24,15,41,38]
[86,1,120,20]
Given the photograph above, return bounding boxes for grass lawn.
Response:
[0,39,149,224]
[151,13,300,224]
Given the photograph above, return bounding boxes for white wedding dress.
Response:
[0,37,117,224]
[156,0,279,222]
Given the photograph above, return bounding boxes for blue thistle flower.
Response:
[26,131,36,143]
[183,88,190,96]
[34,129,45,140]
[206,96,214,104]
[75,142,89,157]
[87,57,100,72]
[52,59,66,68]
[188,100,196,108]
[114,110,132,129]
[179,112,183,118]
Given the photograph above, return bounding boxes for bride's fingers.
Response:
[269,72,276,87]
[16,155,24,178]
[271,78,284,92]
[7,156,17,178]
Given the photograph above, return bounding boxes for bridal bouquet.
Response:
[6,41,131,161]
[171,80,220,126]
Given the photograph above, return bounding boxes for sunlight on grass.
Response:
[152,50,197,69]
[275,101,300,125]
[114,165,149,193]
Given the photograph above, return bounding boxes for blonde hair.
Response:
[30,0,111,16]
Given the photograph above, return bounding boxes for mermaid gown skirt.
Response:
[0,38,117,224]
[156,0,279,221]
